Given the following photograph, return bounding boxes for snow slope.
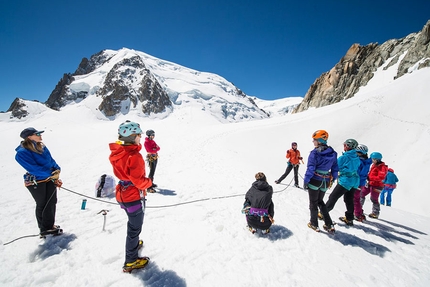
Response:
[0,64,429,286]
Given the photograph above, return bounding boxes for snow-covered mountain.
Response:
[9,48,296,123]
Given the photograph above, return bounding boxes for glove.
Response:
[54,179,63,188]
[49,170,61,180]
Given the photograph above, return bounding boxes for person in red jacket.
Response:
[360,152,388,219]
[275,142,303,188]
[109,120,152,273]
[144,129,160,192]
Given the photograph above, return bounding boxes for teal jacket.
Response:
[337,149,360,190]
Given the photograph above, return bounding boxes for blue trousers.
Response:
[380,187,394,206]
[123,201,145,264]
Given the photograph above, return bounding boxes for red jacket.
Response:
[109,143,152,203]
[144,137,160,154]
[287,148,301,165]
[368,161,388,189]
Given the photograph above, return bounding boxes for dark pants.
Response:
[246,215,273,230]
[308,188,333,227]
[148,159,158,184]
[326,184,355,221]
[27,181,57,233]
[124,201,145,264]
[277,164,299,185]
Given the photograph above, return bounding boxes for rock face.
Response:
[44,52,172,117]
[294,20,430,113]
[7,98,29,119]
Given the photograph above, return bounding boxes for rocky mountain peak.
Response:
[294,20,430,113]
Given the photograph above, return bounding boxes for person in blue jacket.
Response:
[324,139,360,226]
[353,144,373,221]
[303,130,338,233]
[15,127,62,236]
[380,168,399,206]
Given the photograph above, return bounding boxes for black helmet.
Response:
[146,129,155,137]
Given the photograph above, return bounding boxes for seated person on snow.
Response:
[242,172,275,234]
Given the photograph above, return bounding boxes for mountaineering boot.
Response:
[339,216,354,226]
[323,224,335,234]
[248,226,257,234]
[147,187,156,193]
[123,257,150,273]
[40,226,63,238]
[317,212,324,220]
[354,214,366,222]
[368,213,379,219]
[274,180,280,184]
[307,222,320,232]
[294,184,300,188]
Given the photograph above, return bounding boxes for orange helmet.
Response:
[312,130,329,143]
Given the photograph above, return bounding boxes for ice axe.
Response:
[97,209,109,231]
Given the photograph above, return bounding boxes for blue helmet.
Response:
[118,120,142,137]
[370,152,382,160]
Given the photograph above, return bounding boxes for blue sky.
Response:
[0,0,429,112]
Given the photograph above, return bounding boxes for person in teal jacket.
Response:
[324,139,360,226]
[380,168,399,206]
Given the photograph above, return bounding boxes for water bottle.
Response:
[81,199,87,210]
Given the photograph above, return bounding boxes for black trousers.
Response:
[308,188,333,227]
[277,164,299,185]
[326,184,355,221]
[27,181,57,232]
[148,158,157,183]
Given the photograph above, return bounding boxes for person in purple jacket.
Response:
[15,127,62,236]
[303,130,339,233]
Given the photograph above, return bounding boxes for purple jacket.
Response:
[304,145,339,184]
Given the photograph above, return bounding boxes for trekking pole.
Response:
[98,210,109,231]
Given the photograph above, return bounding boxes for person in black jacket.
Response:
[242,172,275,234]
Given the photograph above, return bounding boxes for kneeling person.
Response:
[242,172,275,234]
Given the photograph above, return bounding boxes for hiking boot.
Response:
[307,222,320,232]
[368,213,379,219]
[323,224,335,234]
[123,257,150,273]
[354,215,366,222]
[339,216,354,226]
[317,212,324,220]
[147,188,156,193]
[294,184,300,188]
[262,228,270,235]
[274,180,280,184]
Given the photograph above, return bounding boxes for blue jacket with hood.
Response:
[337,149,360,190]
[304,145,339,187]
[15,142,61,181]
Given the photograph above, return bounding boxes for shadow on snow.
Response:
[132,260,187,287]
[29,233,77,262]
[328,230,391,257]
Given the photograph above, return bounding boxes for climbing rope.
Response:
[3,177,296,245]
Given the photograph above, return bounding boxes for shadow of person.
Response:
[154,189,177,196]
[326,230,391,257]
[252,225,293,241]
[29,233,77,262]
[132,260,187,287]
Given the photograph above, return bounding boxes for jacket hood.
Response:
[109,143,142,161]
